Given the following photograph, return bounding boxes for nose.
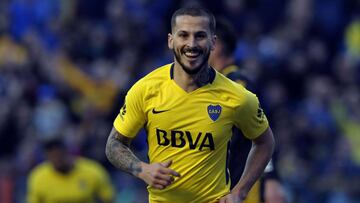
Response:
[187,35,197,47]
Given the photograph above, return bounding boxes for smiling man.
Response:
[106,7,275,203]
[170,15,213,75]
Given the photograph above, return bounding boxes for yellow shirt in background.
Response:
[27,157,114,203]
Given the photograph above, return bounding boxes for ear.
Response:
[168,33,173,49]
[210,34,217,51]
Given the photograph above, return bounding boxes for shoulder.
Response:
[76,157,101,169]
[214,71,249,96]
[28,162,52,182]
[76,157,108,176]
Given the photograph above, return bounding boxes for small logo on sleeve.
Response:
[207,104,222,121]
[257,104,265,123]
[119,103,126,120]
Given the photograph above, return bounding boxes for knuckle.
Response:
[165,176,172,181]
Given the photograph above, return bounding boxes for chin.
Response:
[183,65,203,75]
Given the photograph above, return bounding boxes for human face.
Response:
[47,148,73,174]
[168,15,216,75]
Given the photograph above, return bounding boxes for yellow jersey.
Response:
[114,63,269,203]
[27,157,114,203]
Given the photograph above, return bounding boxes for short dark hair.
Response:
[43,138,66,152]
[215,18,237,57]
[171,7,216,34]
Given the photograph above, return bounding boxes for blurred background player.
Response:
[209,18,286,203]
[27,137,115,203]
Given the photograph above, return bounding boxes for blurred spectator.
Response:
[27,137,115,203]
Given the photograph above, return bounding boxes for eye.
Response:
[178,33,188,38]
[195,33,207,39]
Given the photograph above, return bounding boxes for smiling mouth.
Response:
[183,50,201,60]
[185,51,200,57]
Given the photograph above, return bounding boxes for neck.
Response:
[173,62,211,92]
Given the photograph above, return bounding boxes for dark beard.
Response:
[173,48,210,75]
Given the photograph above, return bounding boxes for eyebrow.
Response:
[176,30,208,35]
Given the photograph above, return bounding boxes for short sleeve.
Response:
[234,91,269,139]
[113,82,146,138]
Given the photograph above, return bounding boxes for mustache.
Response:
[182,46,203,54]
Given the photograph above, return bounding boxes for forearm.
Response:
[232,128,275,199]
[105,128,142,177]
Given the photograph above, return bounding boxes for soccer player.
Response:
[27,138,115,203]
[209,18,286,203]
[106,7,275,203]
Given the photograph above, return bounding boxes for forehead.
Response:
[173,15,211,33]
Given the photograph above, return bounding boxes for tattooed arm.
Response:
[105,128,142,176]
[105,127,180,189]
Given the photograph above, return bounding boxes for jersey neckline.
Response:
[169,63,216,84]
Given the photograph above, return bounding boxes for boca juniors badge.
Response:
[207,104,222,121]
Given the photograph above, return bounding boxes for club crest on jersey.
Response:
[207,104,222,121]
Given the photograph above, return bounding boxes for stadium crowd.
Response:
[0,0,359,202]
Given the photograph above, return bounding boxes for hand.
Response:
[219,193,242,203]
[138,160,180,189]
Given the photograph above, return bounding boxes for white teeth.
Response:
[184,52,200,57]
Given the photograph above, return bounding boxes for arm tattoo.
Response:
[105,128,142,176]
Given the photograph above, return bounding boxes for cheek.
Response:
[168,41,174,49]
[174,43,183,52]
[200,41,213,51]
[171,41,183,51]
